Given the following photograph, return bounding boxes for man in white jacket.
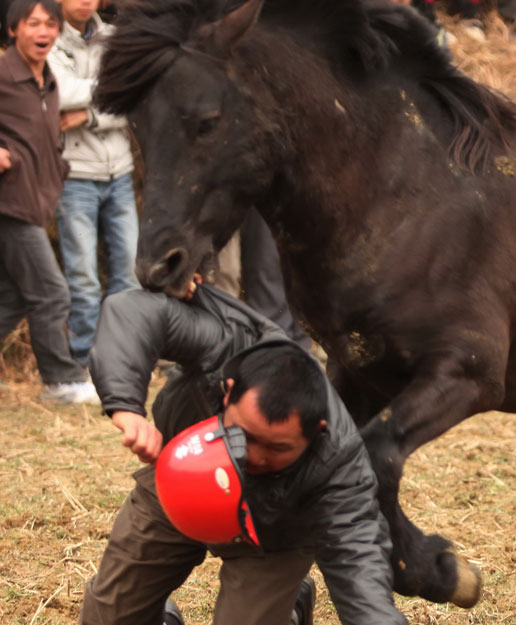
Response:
[48,0,140,367]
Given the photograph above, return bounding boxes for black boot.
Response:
[290,576,316,625]
[162,598,185,625]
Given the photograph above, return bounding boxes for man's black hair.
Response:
[7,0,63,42]
[0,0,10,47]
[228,344,328,441]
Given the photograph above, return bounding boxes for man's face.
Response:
[58,0,99,32]
[223,387,311,475]
[11,3,60,68]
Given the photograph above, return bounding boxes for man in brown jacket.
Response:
[0,0,98,403]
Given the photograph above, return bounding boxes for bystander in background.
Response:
[0,0,98,403]
[48,0,140,368]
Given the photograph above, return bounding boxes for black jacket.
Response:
[89,286,407,625]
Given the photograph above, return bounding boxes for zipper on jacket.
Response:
[40,85,47,111]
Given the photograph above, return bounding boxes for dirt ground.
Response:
[1,11,516,625]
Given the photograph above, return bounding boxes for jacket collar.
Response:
[4,45,55,89]
[61,12,103,42]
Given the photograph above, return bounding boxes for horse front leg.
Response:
[499,340,516,412]
[359,351,506,608]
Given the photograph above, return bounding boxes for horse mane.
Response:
[263,0,516,171]
[361,1,516,170]
[94,0,198,115]
[94,0,394,115]
[94,0,516,171]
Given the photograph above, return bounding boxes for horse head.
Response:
[97,0,272,296]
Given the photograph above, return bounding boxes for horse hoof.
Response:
[449,552,482,608]
[393,538,482,607]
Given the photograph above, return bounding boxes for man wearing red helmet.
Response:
[82,282,408,625]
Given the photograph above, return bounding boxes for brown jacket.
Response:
[0,46,68,228]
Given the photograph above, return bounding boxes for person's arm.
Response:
[0,146,11,173]
[111,410,163,464]
[313,426,408,624]
[59,109,89,132]
[90,289,229,411]
[48,41,127,132]
[89,289,231,461]
[47,45,95,111]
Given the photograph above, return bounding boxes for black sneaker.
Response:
[162,598,185,625]
[291,576,316,625]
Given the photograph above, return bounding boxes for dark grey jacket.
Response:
[89,285,407,625]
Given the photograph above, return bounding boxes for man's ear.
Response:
[318,420,328,432]
[222,378,235,408]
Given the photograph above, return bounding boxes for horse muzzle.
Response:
[136,247,190,296]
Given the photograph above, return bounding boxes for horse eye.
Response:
[197,115,220,137]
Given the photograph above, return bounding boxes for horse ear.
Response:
[196,0,264,59]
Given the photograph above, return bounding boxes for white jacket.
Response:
[48,14,133,181]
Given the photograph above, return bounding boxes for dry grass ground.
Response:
[1,10,516,625]
[442,12,516,99]
[0,380,514,624]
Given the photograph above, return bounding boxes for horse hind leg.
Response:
[359,352,505,607]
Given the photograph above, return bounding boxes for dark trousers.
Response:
[0,216,85,384]
[79,465,314,625]
[241,209,311,350]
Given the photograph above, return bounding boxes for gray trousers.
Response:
[216,209,311,350]
[79,465,314,625]
[0,216,85,384]
[241,209,310,349]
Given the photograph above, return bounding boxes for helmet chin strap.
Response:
[206,417,247,472]
[206,417,260,546]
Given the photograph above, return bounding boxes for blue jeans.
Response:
[57,174,140,365]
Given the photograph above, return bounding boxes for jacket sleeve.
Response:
[48,45,95,110]
[47,45,127,131]
[86,109,128,132]
[88,289,252,417]
[313,435,408,625]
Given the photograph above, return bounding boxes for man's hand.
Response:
[60,109,89,132]
[112,411,163,464]
[0,147,11,173]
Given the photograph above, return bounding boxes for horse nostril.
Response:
[148,248,187,288]
[164,248,186,277]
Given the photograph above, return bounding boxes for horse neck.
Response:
[238,28,382,252]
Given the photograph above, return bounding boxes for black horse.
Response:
[95,0,516,609]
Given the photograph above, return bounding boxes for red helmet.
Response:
[155,416,260,546]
